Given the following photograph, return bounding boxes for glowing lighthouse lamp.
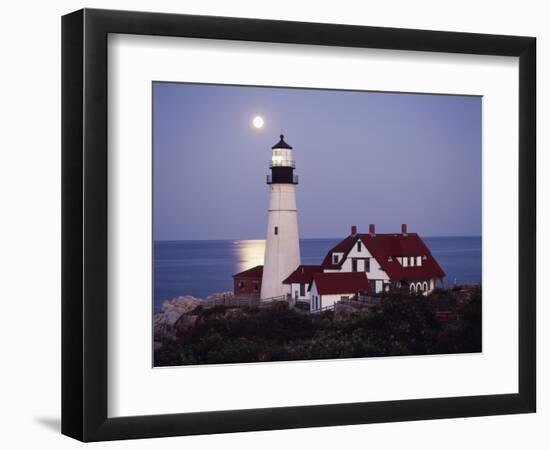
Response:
[260,134,301,300]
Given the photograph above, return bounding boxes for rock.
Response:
[163,308,182,326]
[205,291,233,301]
[154,295,202,341]
[174,314,199,334]
[203,291,235,308]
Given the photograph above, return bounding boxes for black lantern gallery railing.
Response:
[266,174,299,184]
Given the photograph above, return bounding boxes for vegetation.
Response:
[154,286,482,367]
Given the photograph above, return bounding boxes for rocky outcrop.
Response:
[154,295,202,342]
[205,291,233,301]
[153,292,238,345]
[203,291,238,307]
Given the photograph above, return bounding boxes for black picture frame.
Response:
[62,8,536,442]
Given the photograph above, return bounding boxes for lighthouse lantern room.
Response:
[260,135,301,300]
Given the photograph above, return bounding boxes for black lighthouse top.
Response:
[267,134,298,185]
[272,134,293,150]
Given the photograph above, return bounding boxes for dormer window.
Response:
[410,257,415,267]
[417,256,422,266]
[332,254,339,264]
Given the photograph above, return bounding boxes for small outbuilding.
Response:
[232,265,263,298]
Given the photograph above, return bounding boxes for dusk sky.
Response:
[153,82,481,241]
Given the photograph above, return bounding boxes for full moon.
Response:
[252,116,264,129]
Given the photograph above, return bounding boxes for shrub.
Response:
[154,287,482,365]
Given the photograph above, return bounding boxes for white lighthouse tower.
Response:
[260,135,301,300]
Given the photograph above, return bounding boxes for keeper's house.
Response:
[318,224,445,295]
[281,224,445,308]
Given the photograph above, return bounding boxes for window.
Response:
[274,226,278,235]
[423,281,428,292]
[332,254,339,264]
[364,258,370,272]
[238,280,244,289]
[253,282,258,291]
[410,283,416,293]
[357,241,362,252]
[403,257,408,267]
[369,280,376,292]
[352,259,358,272]
[410,256,415,267]
[300,283,305,297]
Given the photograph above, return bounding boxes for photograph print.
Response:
[153,82,482,367]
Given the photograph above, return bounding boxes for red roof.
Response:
[282,265,323,284]
[232,265,263,279]
[321,231,445,281]
[321,235,356,269]
[312,272,370,295]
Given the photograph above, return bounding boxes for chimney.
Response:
[369,224,376,236]
[401,224,408,235]
[351,225,357,236]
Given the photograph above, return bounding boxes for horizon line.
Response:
[154,234,482,242]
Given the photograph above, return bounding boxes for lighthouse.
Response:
[260,135,301,300]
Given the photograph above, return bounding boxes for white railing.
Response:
[259,295,288,303]
[311,296,382,314]
[311,304,336,314]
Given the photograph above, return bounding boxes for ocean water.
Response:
[153,236,481,312]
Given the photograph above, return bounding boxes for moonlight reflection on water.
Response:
[233,239,265,273]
